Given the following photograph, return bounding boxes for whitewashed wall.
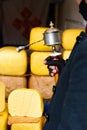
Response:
[2,0,50,46]
[58,0,86,30]
[0,0,86,46]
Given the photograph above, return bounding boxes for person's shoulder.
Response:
[76,31,87,42]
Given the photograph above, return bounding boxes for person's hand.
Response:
[76,0,82,4]
[76,0,87,4]
[44,56,65,76]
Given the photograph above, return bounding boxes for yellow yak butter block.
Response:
[0,105,8,130]
[62,28,84,50]
[30,51,51,75]
[0,82,5,112]
[8,88,44,117]
[0,46,28,76]
[62,50,71,60]
[11,118,42,130]
[29,27,52,51]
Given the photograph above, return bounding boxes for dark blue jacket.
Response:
[43,32,87,130]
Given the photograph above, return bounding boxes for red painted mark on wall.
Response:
[12,7,42,40]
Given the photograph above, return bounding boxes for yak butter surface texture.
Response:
[29,27,52,51]
[0,105,8,130]
[0,81,5,112]
[0,46,28,76]
[62,50,71,60]
[11,119,42,130]
[8,88,44,117]
[62,28,84,50]
[30,51,51,75]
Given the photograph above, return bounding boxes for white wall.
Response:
[58,0,86,30]
[0,0,87,46]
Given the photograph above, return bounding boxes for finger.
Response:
[50,73,54,77]
[43,60,47,64]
